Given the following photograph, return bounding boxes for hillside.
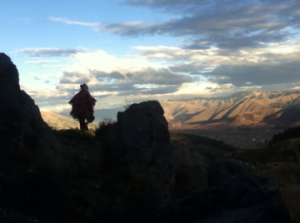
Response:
[160,91,300,127]
[41,111,98,129]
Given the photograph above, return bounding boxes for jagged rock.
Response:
[0,53,24,162]
[0,53,62,170]
[108,100,174,203]
[0,53,71,221]
[112,100,170,152]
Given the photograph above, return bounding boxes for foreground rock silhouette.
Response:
[0,53,63,171]
[0,53,293,222]
[108,101,174,203]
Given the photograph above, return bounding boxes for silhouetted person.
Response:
[69,83,97,131]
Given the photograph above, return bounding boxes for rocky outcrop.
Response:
[0,53,69,220]
[108,100,174,203]
[0,53,24,159]
[0,53,62,170]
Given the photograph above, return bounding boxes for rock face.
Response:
[0,53,60,171]
[0,53,23,158]
[108,100,174,203]
[114,100,170,152]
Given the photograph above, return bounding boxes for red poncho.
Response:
[69,90,97,120]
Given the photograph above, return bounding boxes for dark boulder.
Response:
[107,100,174,204]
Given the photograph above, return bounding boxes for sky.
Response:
[2,0,300,114]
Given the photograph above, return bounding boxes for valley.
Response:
[170,126,285,149]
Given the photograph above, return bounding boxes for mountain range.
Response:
[161,91,300,126]
[42,90,300,129]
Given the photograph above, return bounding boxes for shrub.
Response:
[95,118,116,138]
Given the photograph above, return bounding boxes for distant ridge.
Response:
[41,111,97,130]
[45,90,300,128]
[160,90,300,127]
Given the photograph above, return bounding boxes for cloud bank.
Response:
[22,0,300,112]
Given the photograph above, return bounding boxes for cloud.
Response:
[134,39,300,89]
[206,62,300,87]
[46,50,193,97]
[135,40,300,66]
[168,62,213,75]
[90,70,125,81]
[122,0,297,14]
[21,0,300,110]
[60,77,90,84]
[29,72,63,80]
[48,2,300,51]
[47,16,104,33]
[39,103,72,113]
[111,1,300,51]
[25,60,61,64]
[20,85,71,103]
[16,47,89,57]
[103,21,156,36]
[48,17,99,27]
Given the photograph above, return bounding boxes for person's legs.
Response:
[85,115,95,131]
[79,117,86,131]
[84,119,88,131]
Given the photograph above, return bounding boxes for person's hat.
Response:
[80,83,89,91]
